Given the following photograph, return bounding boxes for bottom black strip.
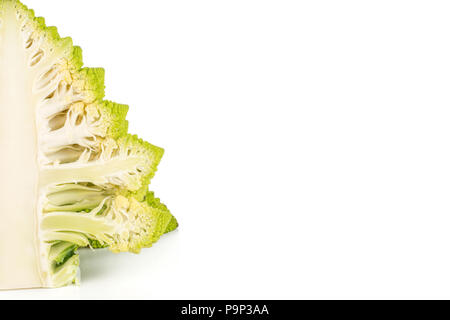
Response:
[0,300,446,318]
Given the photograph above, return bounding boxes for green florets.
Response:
[104,101,130,139]
[117,134,165,191]
[145,192,177,243]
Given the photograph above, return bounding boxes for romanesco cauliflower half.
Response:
[0,0,178,289]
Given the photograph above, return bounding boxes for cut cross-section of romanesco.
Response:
[0,0,178,289]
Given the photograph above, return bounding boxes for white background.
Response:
[2,0,450,299]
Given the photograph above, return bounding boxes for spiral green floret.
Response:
[42,192,177,255]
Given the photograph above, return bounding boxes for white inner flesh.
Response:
[0,5,42,289]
